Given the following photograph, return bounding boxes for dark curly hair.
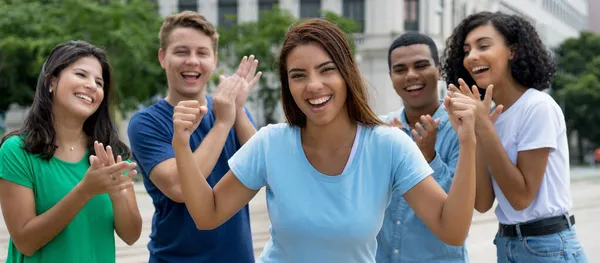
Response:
[442,11,556,92]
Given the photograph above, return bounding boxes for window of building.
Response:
[218,0,238,28]
[404,0,419,31]
[343,0,365,32]
[178,0,197,12]
[259,0,278,20]
[300,0,321,18]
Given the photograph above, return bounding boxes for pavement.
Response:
[0,167,598,262]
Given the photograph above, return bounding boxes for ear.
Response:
[509,45,516,60]
[158,48,166,69]
[436,65,442,80]
[50,76,58,90]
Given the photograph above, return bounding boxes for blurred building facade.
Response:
[155,0,588,116]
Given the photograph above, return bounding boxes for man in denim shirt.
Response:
[376,32,468,263]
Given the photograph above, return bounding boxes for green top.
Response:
[0,135,115,263]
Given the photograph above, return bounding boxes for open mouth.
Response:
[75,93,93,104]
[404,84,424,96]
[181,72,201,81]
[471,66,490,76]
[307,95,332,111]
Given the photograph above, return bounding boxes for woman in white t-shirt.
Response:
[443,11,587,262]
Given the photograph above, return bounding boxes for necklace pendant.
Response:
[70,146,75,151]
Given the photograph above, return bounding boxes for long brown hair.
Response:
[278,18,383,127]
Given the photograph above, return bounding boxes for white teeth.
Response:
[75,94,92,103]
[471,66,489,73]
[182,72,200,77]
[308,95,332,105]
[405,85,424,91]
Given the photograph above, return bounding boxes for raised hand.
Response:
[78,141,138,197]
[389,117,405,130]
[411,115,440,163]
[173,100,209,143]
[448,78,503,132]
[444,92,476,143]
[233,55,262,109]
[212,75,243,127]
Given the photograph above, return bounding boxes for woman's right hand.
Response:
[78,142,137,197]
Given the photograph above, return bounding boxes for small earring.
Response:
[49,87,53,93]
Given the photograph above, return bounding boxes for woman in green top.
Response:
[0,41,142,263]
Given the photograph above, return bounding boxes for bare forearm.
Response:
[474,142,495,212]
[234,108,256,146]
[439,140,476,245]
[13,185,91,256]
[174,139,218,229]
[111,189,142,245]
[477,123,528,207]
[193,122,232,179]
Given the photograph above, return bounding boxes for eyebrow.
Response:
[464,37,492,47]
[288,61,335,74]
[75,68,103,82]
[392,59,430,69]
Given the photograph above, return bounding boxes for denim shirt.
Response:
[376,103,469,263]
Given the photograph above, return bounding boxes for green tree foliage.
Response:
[0,0,165,115]
[553,32,600,152]
[217,7,360,125]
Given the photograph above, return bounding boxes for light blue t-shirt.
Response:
[228,123,433,263]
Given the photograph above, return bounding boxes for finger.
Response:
[116,155,122,163]
[434,118,441,127]
[177,100,201,108]
[448,84,461,93]
[421,115,435,132]
[235,56,249,77]
[94,141,108,166]
[483,85,494,107]
[472,85,483,101]
[444,96,453,111]
[89,155,100,170]
[415,122,427,137]
[246,56,258,81]
[106,145,116,166]
[174,119,196,131]
[411,129,422,143]
[173,113,199,122]
[228,76,242,99]
[449,101,475,111]
[457,78,474,98]
[449,96,478,105]
[248,71,262,89]
[174,105,201,115]
[452,109,476,119]
[490,104,504,123]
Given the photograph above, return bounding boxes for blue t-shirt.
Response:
[228,123,433,263]
[127,97,255,263]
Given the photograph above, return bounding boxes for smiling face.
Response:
[286,42,348,127]
[51,56,105,120]
[159,27,217,100]
[389,44,440,110]
[463,24,513,89]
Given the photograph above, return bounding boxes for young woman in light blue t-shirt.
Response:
[170,19,478,263]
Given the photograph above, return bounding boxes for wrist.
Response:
[475,119,495,138]
[425,150,436,163]
[74,183,94,201]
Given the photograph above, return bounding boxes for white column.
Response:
[322,0,342,15]
[279,0,300,18]
[238,0,259,22]
[200,0,219,25]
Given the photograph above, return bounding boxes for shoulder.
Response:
[256,123,296,140]
[0,135,31,161]
[379,107,405,123]
[521,89,563,117]
[369,125,414,148]
[1,135,25,150]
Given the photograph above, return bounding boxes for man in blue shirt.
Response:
[127,11,260,263]
[376,32,469,262]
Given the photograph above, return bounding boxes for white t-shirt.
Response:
[492,88,572,225]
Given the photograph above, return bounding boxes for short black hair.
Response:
[442,11,556,91]
[387,31,440,71]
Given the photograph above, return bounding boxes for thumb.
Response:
[199,105,208,115]
[490,104,504,123]
[219,75,226,83]
[89,155,99,170]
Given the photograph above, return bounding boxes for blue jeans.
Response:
[494,223,587,263]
